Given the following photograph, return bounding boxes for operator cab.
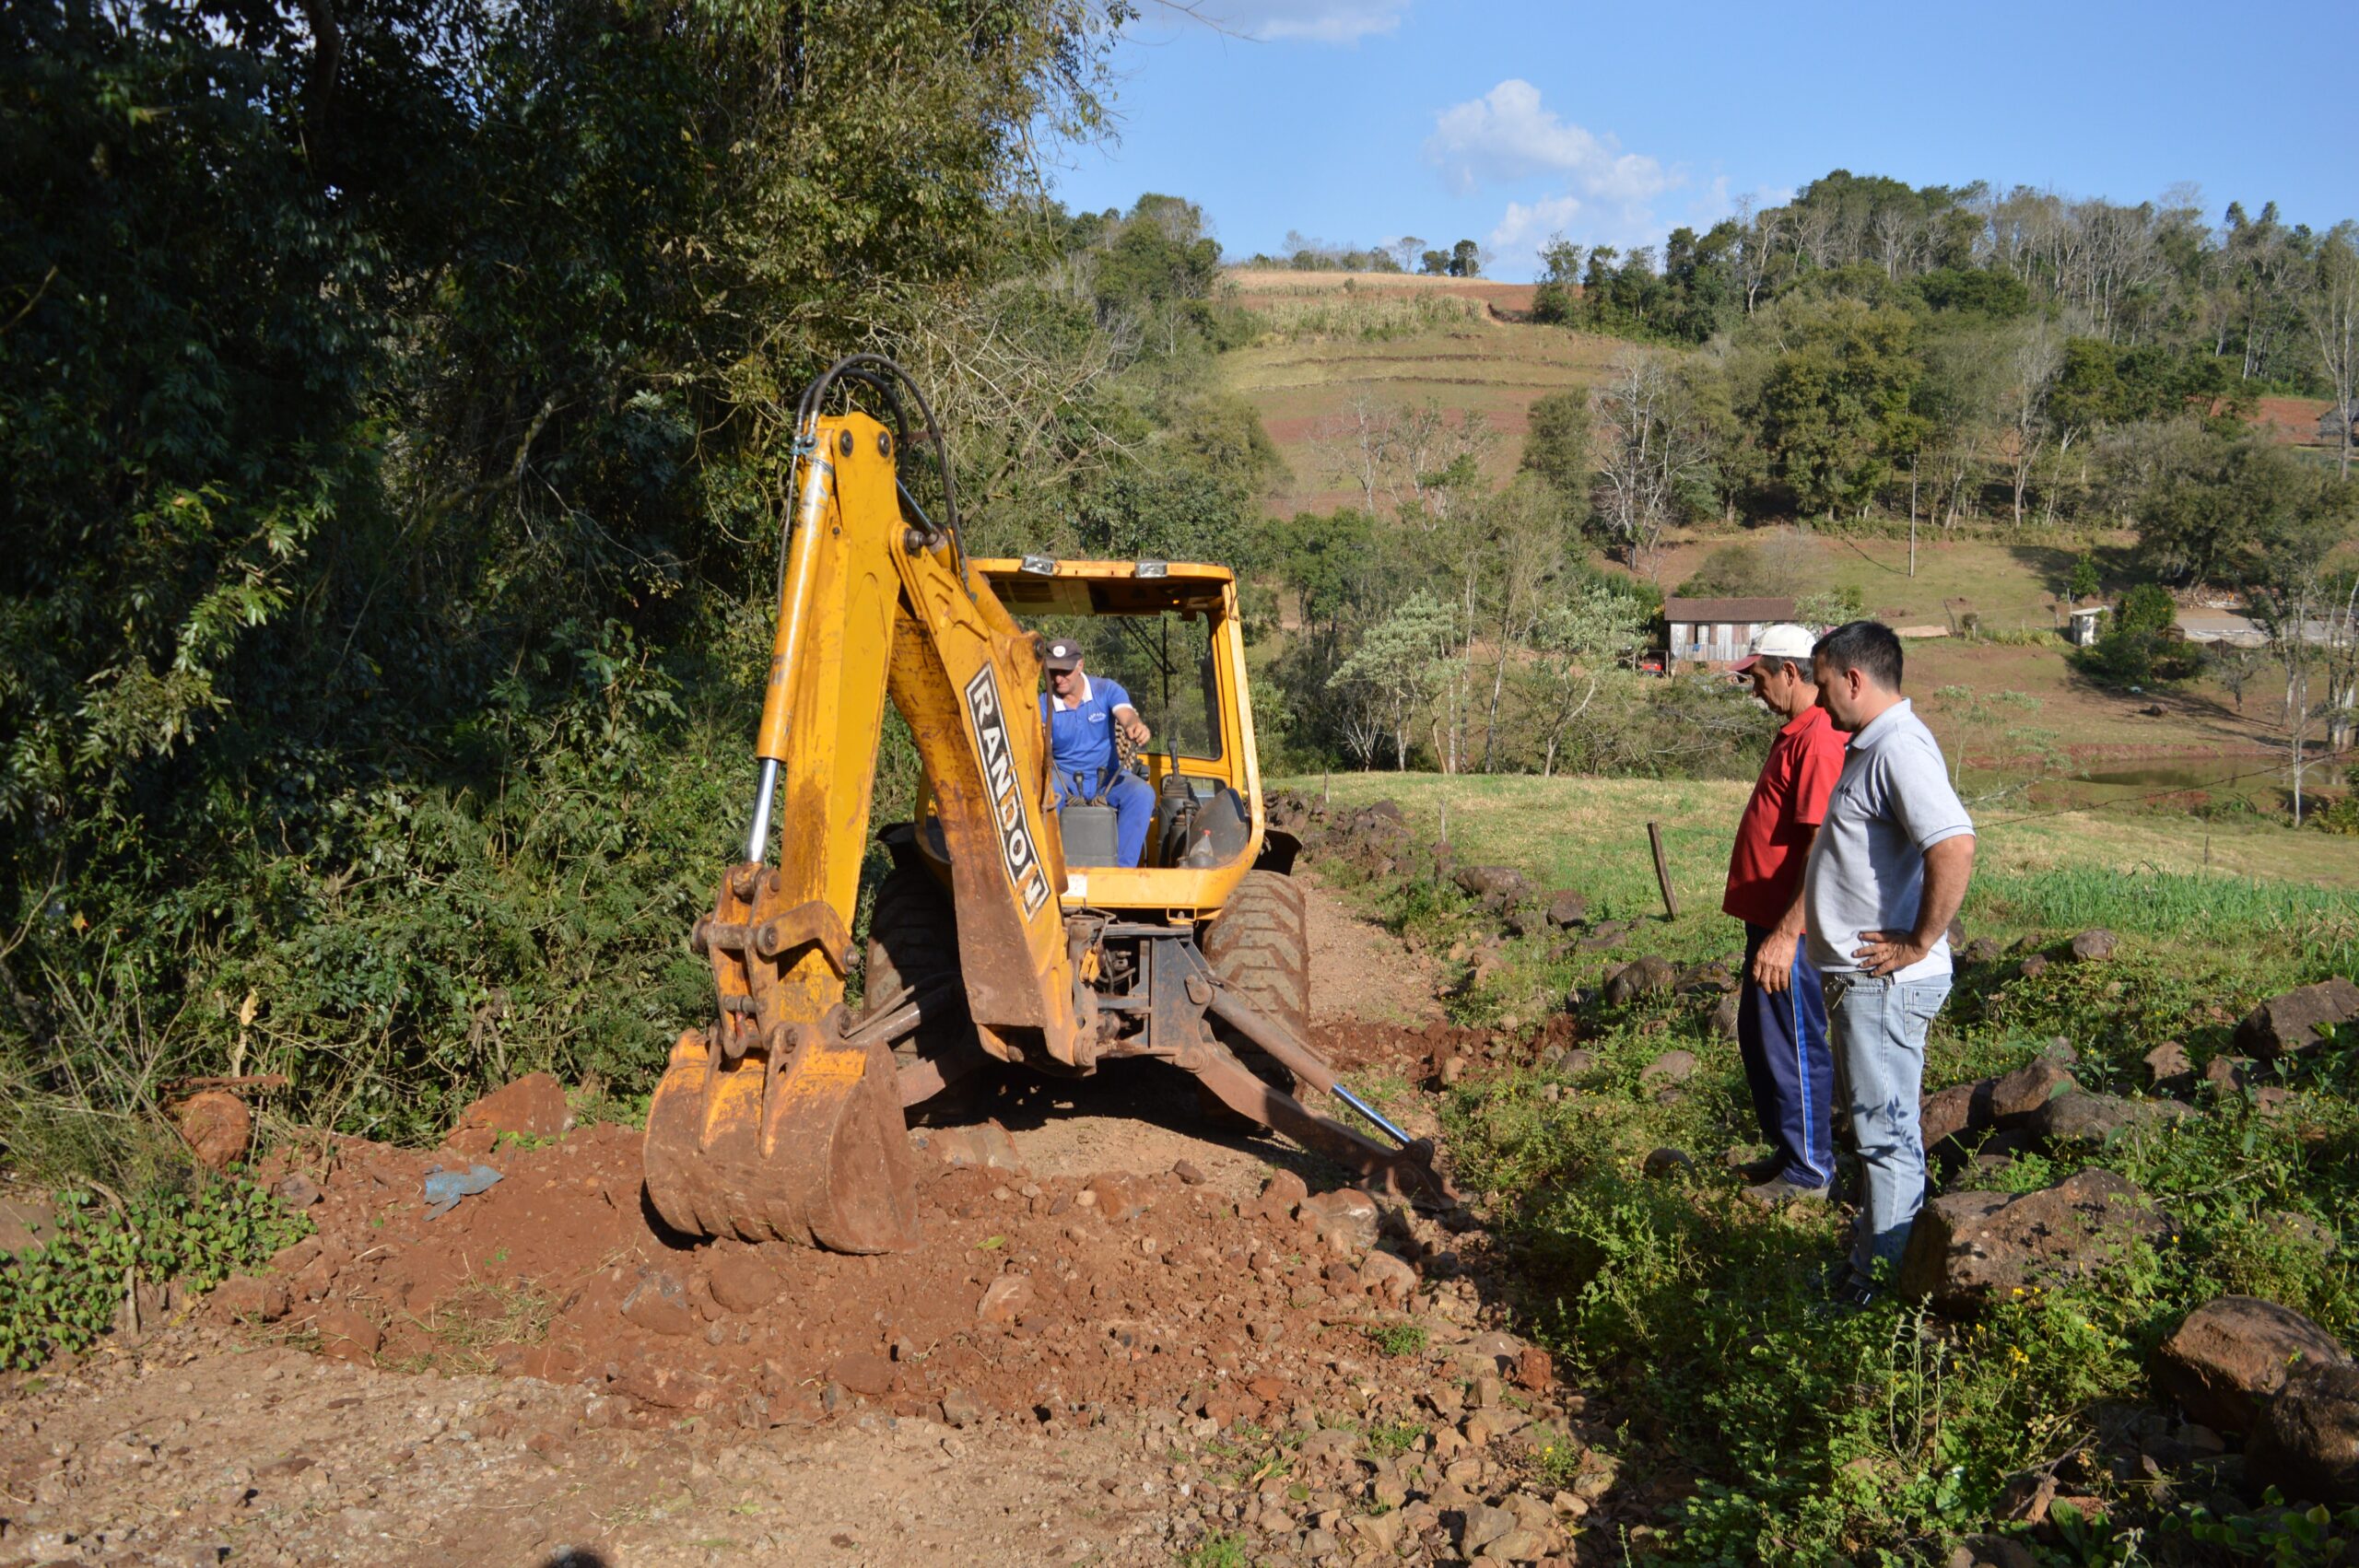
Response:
[957,558,1268,905]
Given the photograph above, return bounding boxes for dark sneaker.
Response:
[1819,1263,1881,1314]
[1742,1175,1830,1209]
[1735,1154,1785,1184]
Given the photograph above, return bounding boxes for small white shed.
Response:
[2066,605,2108,647]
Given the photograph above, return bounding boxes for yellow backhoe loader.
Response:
[643,357,1450,1253]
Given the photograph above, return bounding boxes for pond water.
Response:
[2073,759,2286,790]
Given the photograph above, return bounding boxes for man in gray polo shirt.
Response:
[1802,620,1977,1305]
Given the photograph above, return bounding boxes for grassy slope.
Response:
[1220,271,1626,517]
[1640,527,2088,630]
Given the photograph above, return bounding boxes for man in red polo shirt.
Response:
[1722,623,1848,1206]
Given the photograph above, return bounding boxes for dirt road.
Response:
[2,887,1612,1567]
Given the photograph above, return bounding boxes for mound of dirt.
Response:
[227,1121,1490,1437]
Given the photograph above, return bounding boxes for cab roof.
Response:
[977,557,1234,617]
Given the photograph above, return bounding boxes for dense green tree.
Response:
[1328,591,1454,768]
[1516,392,1594,509]
[2130,431,2352,586]
[2068,553,2102,603]
[1093,194,1221,315]
[0,0,1134,1150]
[1531,240,1584,325]
[1744,299,1924,520]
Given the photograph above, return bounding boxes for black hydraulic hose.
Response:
[786,353,968,587]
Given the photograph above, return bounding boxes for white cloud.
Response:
[1426,79,1672,202]
[1488,194,1585,258]
[1202,0,1412,43]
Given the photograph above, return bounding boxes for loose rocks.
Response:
[1897,1169,2172,1316]
[2068,928,2119,962]
[1253,1170,1309,1222]
[1921,1055,2077,1153]
[1356,1248,1418,1305]
[2021,1092,2190,1148]
[2235,978,2359,1062]
[1946,1536,2037,1568]
[212,1275,290,1325]
[2248,1360,2359,1505]
[174,1092,252,1174]
[830,1352,895,1399]
[453,1072,572,1141]
[1543,890,1588,929]
[707,1253,783,1313]
[619,1270,695,1338]
[2153,1295,2353,1434]
[1605,955,1675,1006]
[2143,1041,2194,1092]
[313,1306,381,1363]
[1301,1188,1380,1252]
[1453,865,1531,906]
[1638,1049,1696,1092]
[976,1274,1035,1326]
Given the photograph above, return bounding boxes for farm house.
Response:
[1663,596,1796,666]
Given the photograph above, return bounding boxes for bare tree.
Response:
[1998,320,2064,525]
[1388,401,1496,526]
[2305,223,2359,479]
[1731,195,1780,314]
[1870,205,1921,279]
[1313,392,1396,513]
[882,278,1129,546]
[1590,348,1707,575]
[2248,571,2359,824]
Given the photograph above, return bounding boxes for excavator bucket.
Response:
[644,1016,919,1253]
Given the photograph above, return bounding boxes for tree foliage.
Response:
[0,0,1136,1159]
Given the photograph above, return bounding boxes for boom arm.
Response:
[643,411,1078,1250]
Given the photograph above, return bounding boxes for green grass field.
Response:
[1281,770,2359,907]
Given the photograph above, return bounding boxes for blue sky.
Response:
[1048,0,2356,280]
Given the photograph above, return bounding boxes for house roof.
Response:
[1662,597,1795,623]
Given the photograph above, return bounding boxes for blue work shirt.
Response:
[1040,674,1133,786]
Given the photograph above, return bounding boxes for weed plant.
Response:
[0,1175,309,1370]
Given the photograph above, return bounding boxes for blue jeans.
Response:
[1825,972,1952,1280]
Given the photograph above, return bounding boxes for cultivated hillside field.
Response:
[1221,270,1625,516]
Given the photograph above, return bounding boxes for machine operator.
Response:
[1040,639,1155,868]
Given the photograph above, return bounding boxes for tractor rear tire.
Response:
[862,867,982,1112]
[1201,870,1312,1099]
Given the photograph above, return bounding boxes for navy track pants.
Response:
[1737,921,1835,1188]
